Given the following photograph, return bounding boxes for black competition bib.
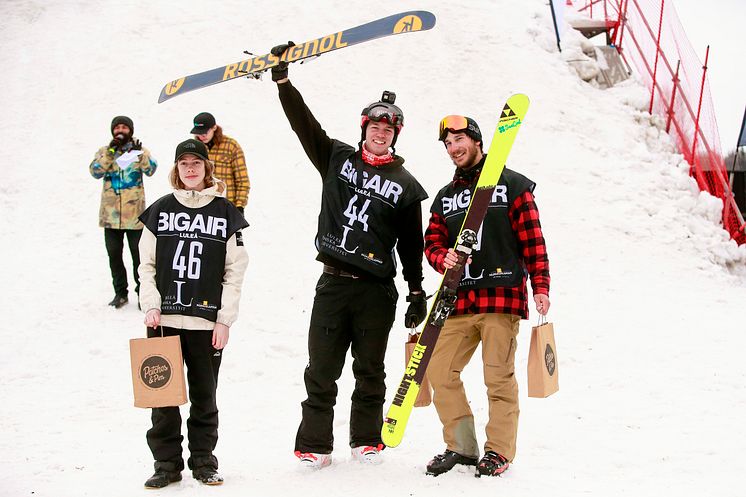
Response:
[316,147,427,278]
[140,194,248,322]
[431,168,535,290]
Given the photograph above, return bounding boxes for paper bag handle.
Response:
[146,325,165,337]
[536,313,547,326]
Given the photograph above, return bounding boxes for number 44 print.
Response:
[337,195,370,254]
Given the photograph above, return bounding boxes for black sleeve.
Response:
[277,81,334,178]
[395,200,425,293]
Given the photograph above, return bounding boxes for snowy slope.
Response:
[1,1,745,496]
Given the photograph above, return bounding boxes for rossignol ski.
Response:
[157,11,436,103]
[381,94,530,448]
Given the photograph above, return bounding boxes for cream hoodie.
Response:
[137,182,249,330]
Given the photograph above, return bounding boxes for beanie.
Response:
[111,115,134,136]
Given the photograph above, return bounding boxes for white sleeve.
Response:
[137,227,161,312]
[216,230,249,327]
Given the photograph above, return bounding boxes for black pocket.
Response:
[315,273,333,292]
[381,280,399,302]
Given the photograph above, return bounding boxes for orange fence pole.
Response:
[666,60,680,133]
[691,45,709,174]
[648,0,665,114]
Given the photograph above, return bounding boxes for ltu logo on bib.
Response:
[140,355,173,389]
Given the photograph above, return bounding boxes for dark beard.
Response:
[115,132,132,144]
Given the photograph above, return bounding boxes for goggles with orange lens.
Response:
[438,115,481,142]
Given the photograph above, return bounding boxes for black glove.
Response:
[108,134,125,154]
[132,139,142,151]
[237,206,244,214]
[270,41,295,82]
[404,292,427,329]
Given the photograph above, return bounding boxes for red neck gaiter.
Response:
[361,145,394,167]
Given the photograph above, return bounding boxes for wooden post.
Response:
[648,0,665,114]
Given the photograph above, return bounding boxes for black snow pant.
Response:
[295,272,398,454]
[146,326,222,473]
[104,228,141,296]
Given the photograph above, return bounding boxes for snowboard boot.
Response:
[475,451,509,477]
[192,467,223,485]
[144,470,182,489]
[108,294,128,309]
[351,444,384,465]
[426,449,478,476]
[295,451,332,470]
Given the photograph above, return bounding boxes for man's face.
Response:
[112,124,131,139]
[443,131,482,169]
[364,121,396,156]
[194,125,217,144]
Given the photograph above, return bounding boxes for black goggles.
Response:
[363,102,404,126]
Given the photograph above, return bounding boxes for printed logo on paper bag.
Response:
[140,355,173,389]
[544,344,556,376]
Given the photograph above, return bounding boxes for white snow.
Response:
[2,1,745,496]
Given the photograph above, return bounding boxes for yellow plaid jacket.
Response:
[209,135,250,208]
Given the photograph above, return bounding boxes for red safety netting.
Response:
[575,0,745,243]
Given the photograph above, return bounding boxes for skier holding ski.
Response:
[270,43,429,469]
[137,138,249,488]
[424,116,550,477]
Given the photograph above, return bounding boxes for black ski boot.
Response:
[144,470,182,489]
[426,450,478,476]
[475,451,509,477]
[193,467,224,485]
[108,294,128,308]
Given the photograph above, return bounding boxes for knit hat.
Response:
[438,116,482,143]
[174,138,209,162]
[460,117,482,143]
[110,115,134,136]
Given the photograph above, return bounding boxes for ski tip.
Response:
[383,11,436,34]
[507,93,529,106]
[393,11,437,32]
[158,78,187,103]
[499,94,530,122]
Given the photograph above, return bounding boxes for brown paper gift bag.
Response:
[527,316,559,398]
[130,332,187,408]
[406,332,432,407]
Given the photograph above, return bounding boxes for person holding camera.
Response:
[89,115,157,308]
[270,43,429,468]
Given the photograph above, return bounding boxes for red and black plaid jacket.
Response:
[425,188,550,319]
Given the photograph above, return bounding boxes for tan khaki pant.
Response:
[427,313,520,461]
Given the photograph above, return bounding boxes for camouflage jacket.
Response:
[89,139,158,229]
[209,135,250,208]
